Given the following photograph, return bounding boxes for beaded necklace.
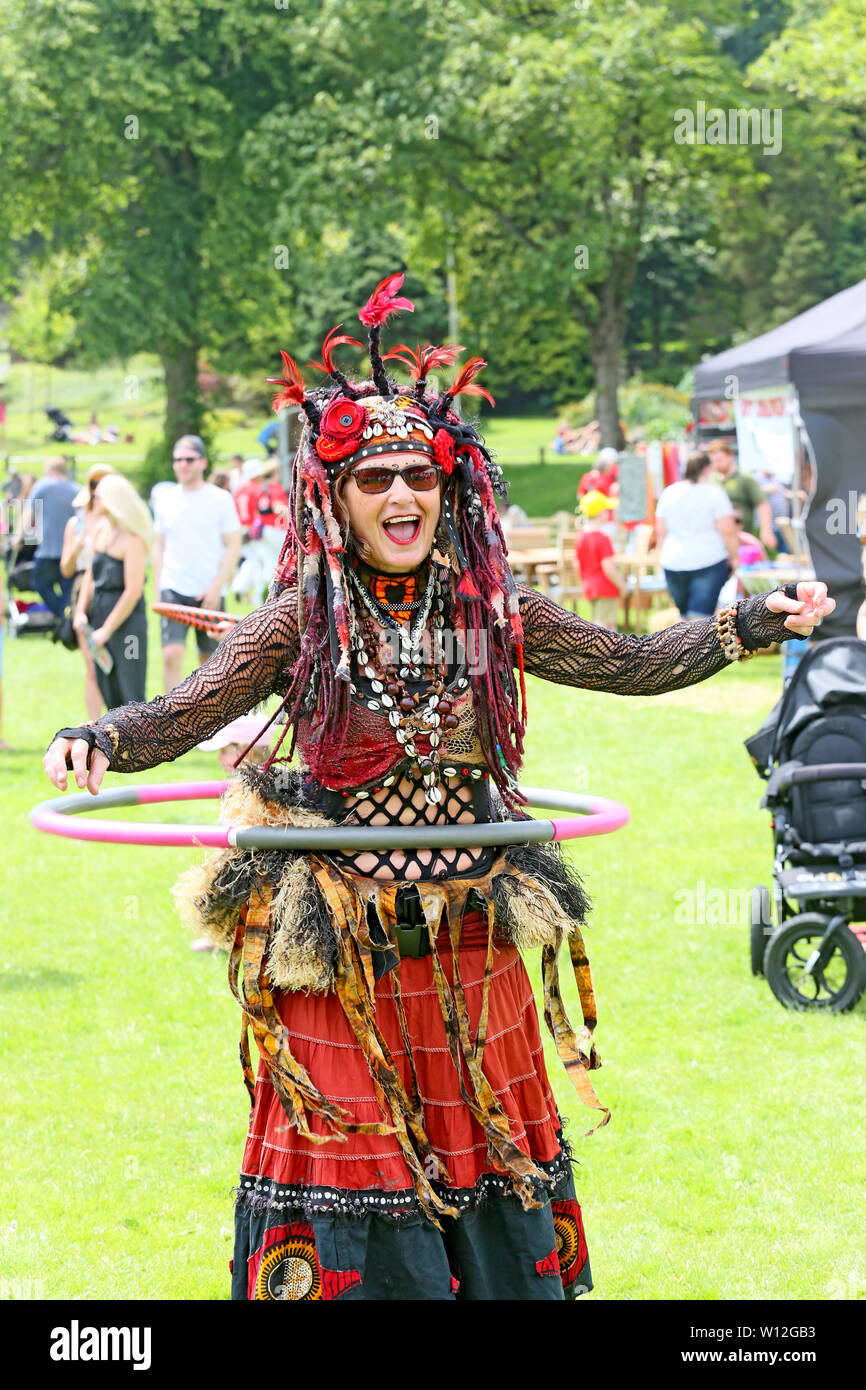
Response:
[350,556,427,625]
[348,563,467,805]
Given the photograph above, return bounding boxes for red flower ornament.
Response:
[320,398,367,439]
[433,428,456,474]
[315,397,368,464]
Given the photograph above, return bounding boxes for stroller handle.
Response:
[765,760,866,802]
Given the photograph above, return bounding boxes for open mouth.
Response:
[381,514,422,545]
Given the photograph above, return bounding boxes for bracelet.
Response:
[715,603,755,662]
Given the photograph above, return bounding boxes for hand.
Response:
[90,625,109,649]
[198,585,223,613]
[760,529,777,554]
[72,612,89,634]
[43,738,110,795]
[765,581,835,637]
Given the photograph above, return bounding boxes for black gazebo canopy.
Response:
[694,279,866,638]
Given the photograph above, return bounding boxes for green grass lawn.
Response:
[2,596,865,1301]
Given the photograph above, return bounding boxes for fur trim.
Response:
[494,870,576,949]
[173,771,589,983]
[218,774,331,831]
[171,771,338,988]
[268,855,337,993]
[171,853,239,949]
[495,841,591,948]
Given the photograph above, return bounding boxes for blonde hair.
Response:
[95,474,153,548]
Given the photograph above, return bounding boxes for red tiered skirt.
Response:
[240,929,565,1205]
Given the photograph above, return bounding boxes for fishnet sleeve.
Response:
[52,591,300,772]
[518,584,800,694]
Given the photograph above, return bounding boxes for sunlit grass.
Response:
[2,596,864,1301]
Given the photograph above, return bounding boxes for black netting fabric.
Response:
[517,584,798,692]
[73,590,301,770]
[327,771,498,880]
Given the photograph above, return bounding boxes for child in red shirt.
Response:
[575,491,625,630]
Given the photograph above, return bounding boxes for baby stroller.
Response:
[45,406,73,442]
[3,542,56,636]
[745,637,866,1012]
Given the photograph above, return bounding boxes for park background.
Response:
[1,0,865,1300]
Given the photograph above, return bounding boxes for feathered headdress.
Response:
[263,271,527,806]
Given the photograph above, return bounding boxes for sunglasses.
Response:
[173,455,201,464]
[349,462,441,495]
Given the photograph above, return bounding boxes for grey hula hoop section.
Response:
[30,780,630,850]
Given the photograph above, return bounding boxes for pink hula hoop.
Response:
[30,780,630,850]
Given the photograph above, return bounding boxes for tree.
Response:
[253,0,762,446]
[709,2,866,339]
[0,0,306,467]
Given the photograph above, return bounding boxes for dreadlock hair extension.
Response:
[302,397,322,430]
[262,492,352,778]
[358,273,415,393]
[331,368,356,396]
[367,323,391,395]
[445,457,527,809]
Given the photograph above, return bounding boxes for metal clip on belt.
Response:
[393,918,430,959]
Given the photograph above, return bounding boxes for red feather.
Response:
[447,356,495,407]
[309,324,363,376]
[383,342,465,380]
[267,350,307,412]
[358,272,415,328]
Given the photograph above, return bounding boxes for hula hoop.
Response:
[30,781,629,850]
[151,602,237,638]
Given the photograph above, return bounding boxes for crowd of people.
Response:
[0,437,292,742]
[572,436,801,629]
[0,430,805,749]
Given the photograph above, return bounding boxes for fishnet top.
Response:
[56,583,798,879]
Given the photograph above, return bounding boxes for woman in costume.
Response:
[43,274,833,1302]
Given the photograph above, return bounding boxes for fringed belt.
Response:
[228,855,610,1229]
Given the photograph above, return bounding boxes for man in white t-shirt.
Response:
[153,435,242,691]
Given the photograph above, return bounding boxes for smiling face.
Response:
[172,439,207,489]
[338,451,442,573]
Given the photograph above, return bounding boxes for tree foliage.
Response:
[1,0,864,447]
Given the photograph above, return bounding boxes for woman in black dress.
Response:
[72,473,151,707]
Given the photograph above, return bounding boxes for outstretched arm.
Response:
[44,590,299,791]
[518,583,833,695]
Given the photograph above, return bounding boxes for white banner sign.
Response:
[734,387,796,483]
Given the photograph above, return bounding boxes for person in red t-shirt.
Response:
[233,460,267,531]
[256,460,289,531]
[232,460,277,604]
[574,490,625,629]
[577,447,619,527]
[578,448,619,496]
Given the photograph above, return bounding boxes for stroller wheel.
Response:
[749,886,773,976]
[763,914,866,1012]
